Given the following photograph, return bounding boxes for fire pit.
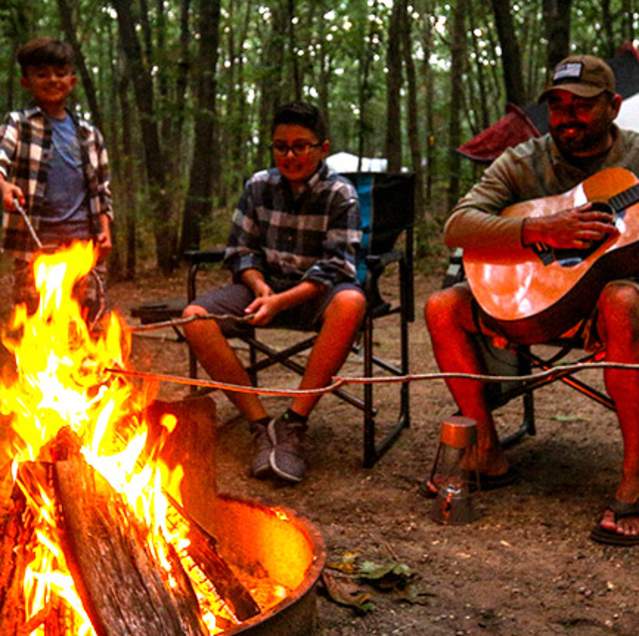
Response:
[198,495,325,635]
[157,397,327,636]
[0,243,325,635]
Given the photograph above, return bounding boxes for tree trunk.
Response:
[399,0,424,218]
[56,0,103,132]
[180,0,222,254]
[356,0,379,171]
[490,0,526,106]
[385,0,403,172]
[171,0,191,169]
[623,0,635,43]
[601,0,615,60]
[447,0,467,210]
[420,2,435,207]
[255,1,287,169]
[287,0,302,101]
[468,0,490,129]
[116,53,137,281]
[543,0,572,71]
[113,0,174,273]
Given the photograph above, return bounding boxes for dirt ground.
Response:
[106,262,639,636]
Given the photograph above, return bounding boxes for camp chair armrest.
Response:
[365,250,404,274]
[183,247,226,265]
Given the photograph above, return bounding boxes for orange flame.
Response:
[0,243,219,634]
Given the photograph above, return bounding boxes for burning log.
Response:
[52,452,209,635]
[0,484,33,631]
[148,398,261,622]
[169,496,261,622]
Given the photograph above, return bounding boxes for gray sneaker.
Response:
[268,413,307,483]
[250,422,273,478]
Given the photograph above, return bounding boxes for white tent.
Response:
[326,151,388,173]
[616,92,639,132]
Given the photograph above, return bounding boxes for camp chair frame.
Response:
[132,172,415,468]
[443,248,615,448]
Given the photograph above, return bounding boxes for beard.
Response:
[549,121,612,158]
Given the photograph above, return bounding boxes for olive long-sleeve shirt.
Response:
[444,125,639,253]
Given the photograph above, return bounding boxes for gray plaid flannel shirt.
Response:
[0,106,113,260]
[225,162,361,288]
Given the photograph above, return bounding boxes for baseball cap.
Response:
[538,54,615,102]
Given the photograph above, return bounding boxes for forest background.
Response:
[0,0,637,278]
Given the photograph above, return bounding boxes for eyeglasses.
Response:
[271,141,322,156]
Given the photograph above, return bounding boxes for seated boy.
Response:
[0,37,113,315]
[183,101,366,484]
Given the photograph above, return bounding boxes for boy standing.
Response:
[183,101,366,484]
[0,37,113,313]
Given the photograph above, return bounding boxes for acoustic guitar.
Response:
[463,166,639,343]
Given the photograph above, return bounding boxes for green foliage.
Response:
[0,0,637,274]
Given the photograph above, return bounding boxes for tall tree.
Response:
[447,0,467,210]
[287,0,302,100]
[399,1,424,217]
[385,0,403,172]
[543,0,572,71]
[255,2,287,169]
[113,0,174,273]
[56,0,103,131]
[490,0,526,106]
[180,0,222,253]
[419,3,436,207]
[356,1,381,171]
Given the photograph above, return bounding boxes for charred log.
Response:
[170,496,261,621]
[0,484,30,631]
[52,454,208,636]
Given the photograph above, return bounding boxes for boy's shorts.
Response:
[192,279,364,337]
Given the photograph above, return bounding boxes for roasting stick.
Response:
[128,311,256,333]
[13,198,107,330]
[106,360,639,398]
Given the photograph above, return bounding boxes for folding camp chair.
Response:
[132,172,415,467]
[442,247,614,448]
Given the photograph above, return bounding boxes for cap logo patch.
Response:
[553,62,583,82]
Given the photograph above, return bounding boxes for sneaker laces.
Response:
[272,416,307,451]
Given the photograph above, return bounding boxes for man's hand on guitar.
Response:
[523,202,618,249]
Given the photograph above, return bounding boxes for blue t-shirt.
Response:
[43,114,90,229]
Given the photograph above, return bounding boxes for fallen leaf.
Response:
[358,560,416,591]
[325,550,360,574]
[321,571,375,614]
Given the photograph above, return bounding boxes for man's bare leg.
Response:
[424,285,509,475]
[290,289,366,416]
[596,283,639,536]
[182,304,268,423]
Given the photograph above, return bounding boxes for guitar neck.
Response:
[609,183,639,212]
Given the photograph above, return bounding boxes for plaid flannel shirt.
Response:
[225,162,361,288]
[0,106,113,260]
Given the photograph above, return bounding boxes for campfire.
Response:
[0,243,324,635]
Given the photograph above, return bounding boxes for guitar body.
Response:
[463,167,639,343]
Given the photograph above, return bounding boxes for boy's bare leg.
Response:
[290,289,366,417]
[182,304,268,422]
[424,285,509,476]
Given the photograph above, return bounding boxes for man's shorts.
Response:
[192,279,364,337]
